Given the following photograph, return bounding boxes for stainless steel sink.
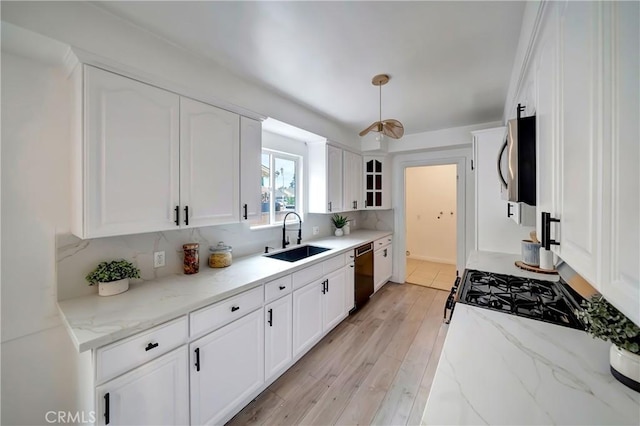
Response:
[265,245,330,262]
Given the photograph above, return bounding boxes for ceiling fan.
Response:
[359,74,404,139]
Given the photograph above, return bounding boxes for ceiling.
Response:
[93,1,525,136]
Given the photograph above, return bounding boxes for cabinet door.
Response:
[190,309,264,425]
[555,1,603,284]
[95,347,188,426]
[240,117,263,222]
[323,268,347,332]
[84,66,180,238]
[363,156,390,209]
[265,294,293,381]
[292,281,323,357]
[345,261,355,312]
[343,150,363,211]
[602,1,640,325]
[381,245,393,285]
[327,145,344,212]
[374,249,384,293]
[180,97,240,228]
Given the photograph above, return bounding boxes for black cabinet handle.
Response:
[321,280,326,294]
[144,342,159,351]
[231,306,240,312]
[507,203,513,218]
[325,279,329,293]
[541,212,561,250]
[383,248,388,257]
[279,285,286,290]
[194,348,200,372]
[268,308,273,327]
[243,203,248,220]
[174,205,180,226]
[471,159,474,171]
[104,393,110,425]
[328,201,332,212]
[184,206,189,226]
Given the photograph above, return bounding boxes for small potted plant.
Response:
[331,214,349,237]
[86,259,141,296]
[576,294,640,392]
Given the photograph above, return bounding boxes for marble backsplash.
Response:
[56,211,391,300]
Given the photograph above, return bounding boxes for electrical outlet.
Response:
[312,226,319,235]
[153,251,165,268]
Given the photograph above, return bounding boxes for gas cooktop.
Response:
[453,269,585,330]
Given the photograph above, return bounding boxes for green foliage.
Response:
[576,295,640,354]
[331,214,350,229]
[86,259,141,286]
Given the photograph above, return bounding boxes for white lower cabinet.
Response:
[374,243,392,293]
[95,347,189,426]
[345,253,355,312]
[190,308,264,425]
[265,293,293,381]
[323,267,347,332]
[292,278,324,357]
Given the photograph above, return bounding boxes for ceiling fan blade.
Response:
[382,119,405,139]
[359,121,382,137]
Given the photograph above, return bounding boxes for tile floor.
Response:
[406,258,457,291]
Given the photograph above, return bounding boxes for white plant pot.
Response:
[334,228,344,237]
[610,344,640,392]
[98,278,130,297]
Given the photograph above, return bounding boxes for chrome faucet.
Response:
[282,212,302,249]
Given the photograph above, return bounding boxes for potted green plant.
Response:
[86,259,141,296]
[576,294,640,392]
[331,214,350,237]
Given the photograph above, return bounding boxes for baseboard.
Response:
[407,254,455,265]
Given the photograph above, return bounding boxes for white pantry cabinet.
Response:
[180,97,240,228]
[264,293,293,381]
[308,142,344,213]
[343,150,363,211]
[77,65,181,238]
[95,347,189,426]
[240,117,263,222]
[190,308,264,425]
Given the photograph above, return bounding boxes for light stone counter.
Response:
[422,250,640,425]
[58,230,391,352]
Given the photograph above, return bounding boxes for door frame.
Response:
[393,156,467,284]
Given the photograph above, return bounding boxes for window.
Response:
[253,149,302,226]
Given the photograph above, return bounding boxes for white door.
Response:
[180,97,240,228]
[95,347,189,426]
[190,309,264,425]
[292,281,323,357]
[327,145,343,212]
[554,1,603,284]
[323,268,347,332]
[240,117,263,222]
[265,294,293,381]
[84,66,180,238]
[343,150,363,211]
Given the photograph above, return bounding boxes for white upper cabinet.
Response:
[79,65,180,238]
[363,156,391,209]
[180,97,240,228]
[240,117,263,222]
[343,150,363,211]
[308,142,344,213]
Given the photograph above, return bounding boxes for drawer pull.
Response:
[104,392,110,425]
[144,342,159,351]
[268,308,273,327]
[279,285,286,290]
[194,348,200,372]
[231,306,240,312]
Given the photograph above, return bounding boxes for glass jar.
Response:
[209,242,232,268]
[183,243,199,275]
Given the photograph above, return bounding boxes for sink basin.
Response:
[265,245,331,262]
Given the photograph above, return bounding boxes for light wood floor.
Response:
[406,259,457,291]
[227,282,449,426]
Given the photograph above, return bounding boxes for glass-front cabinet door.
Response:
[364,156,389,209]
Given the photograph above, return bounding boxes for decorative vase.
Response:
[98,278,130,297]
[334,228,344,237]
[610,344,640,392]
[343,223,351,235]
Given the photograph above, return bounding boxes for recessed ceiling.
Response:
[93,1,525,136]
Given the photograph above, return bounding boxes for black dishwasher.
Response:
[352,242,374,313]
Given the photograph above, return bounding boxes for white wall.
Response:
[405,165,457,264]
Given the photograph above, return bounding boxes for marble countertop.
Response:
[422,250,640,425]
[58,230,391,352]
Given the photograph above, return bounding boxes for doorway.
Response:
[405,164,457,290]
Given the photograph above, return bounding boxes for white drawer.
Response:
[374,235,392,250]
[190,286,263,338]
[324,254,345,274]
[292,262,324,290]
[265,274,292,303]
[96,316,187,385]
